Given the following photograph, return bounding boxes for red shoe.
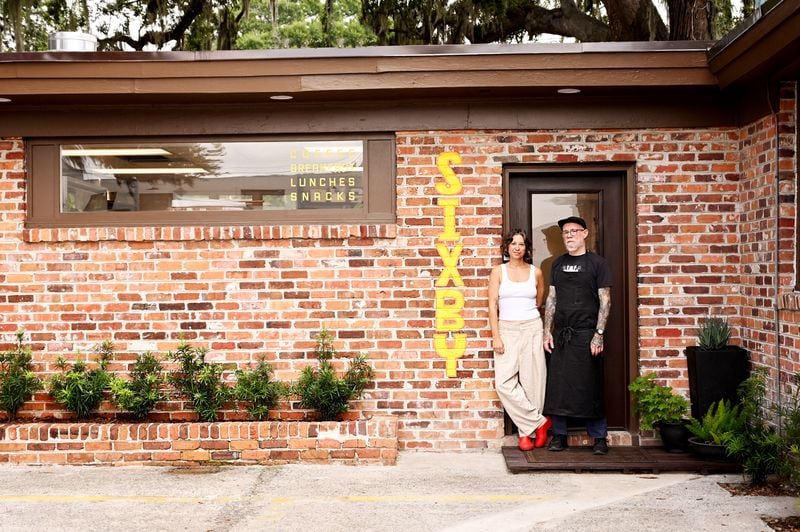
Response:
[518,435,534,451]
[534,417,552,448]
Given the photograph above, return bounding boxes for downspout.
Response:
[767,80,783,426]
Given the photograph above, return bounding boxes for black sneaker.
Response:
[593,437,609,455]
[548,434,568,452]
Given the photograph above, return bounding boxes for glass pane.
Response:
[60,141,364,213]
[531,192,599,294]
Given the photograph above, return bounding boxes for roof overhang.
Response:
[709,0,800,89]
[0,41,719,109]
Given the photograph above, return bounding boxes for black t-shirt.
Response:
[550,252,612,330]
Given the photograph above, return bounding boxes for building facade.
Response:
[0,2,798,452]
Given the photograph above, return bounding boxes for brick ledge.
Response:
[22,224,397,243]
[0,415,398,466]
[779,291,800,311]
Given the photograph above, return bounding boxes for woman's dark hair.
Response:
[501,229,532,264]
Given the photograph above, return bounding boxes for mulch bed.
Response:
[719,482,800,532]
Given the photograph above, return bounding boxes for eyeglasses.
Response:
[561,229,585,236]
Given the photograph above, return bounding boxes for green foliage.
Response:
[110,352,166,419]
[686,399,745,445]
[775,373,800,487]
[234,358,286,420]
[0,330,43,419]
[49,340,114,418]
[697,316,732,350]
[168,341,232,421]
[293,327,374,421]
[2,0,749,52]
[722,368,782,485]
[629,373,690,431]
[237,0,376,49]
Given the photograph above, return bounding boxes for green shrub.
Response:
[234,358,286,420]
[775,373,800,487]
[0,330,43,420]
[49,340,114,418]
[722,368,781,485]
[628,373,690,430]
[293,327,374,421]
[110,352,165,419]
[697,316,732,350]
[686,399,745,445]
[168,341,231,422]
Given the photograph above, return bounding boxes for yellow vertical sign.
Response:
[434,152,465,377]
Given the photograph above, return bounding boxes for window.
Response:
[27,135,395,227]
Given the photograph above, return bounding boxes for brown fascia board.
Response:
[0,42,718,107]
[709,0,800,88]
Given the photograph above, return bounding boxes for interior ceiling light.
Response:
[557,88,581,94]
[270,95,294,100]
[62,148,172,157]
[93,167,206,175]
[0,97,11,103]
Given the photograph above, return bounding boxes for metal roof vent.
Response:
[48,32,98,51]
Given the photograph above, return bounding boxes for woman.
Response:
[488,229,551,451]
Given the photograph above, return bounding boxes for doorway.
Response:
[503,164,636,432]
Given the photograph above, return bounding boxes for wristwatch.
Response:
[595,329,604,335]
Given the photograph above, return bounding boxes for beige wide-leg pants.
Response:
[495,318,547,437]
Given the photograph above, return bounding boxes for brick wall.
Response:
[739,82,800,406]
[1,89,799,450]
[0,416,398,465]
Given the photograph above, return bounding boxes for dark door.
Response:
[504,165,634,431]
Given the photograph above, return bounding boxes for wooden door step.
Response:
[502,445,741,474]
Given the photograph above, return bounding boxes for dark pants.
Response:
[551,415,607,438]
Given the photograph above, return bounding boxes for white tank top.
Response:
[498,264,540,321]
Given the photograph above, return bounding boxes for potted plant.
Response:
[685,316,750,420]
[629,373,692,453]
[686,399,745,460]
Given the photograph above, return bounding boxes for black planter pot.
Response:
[686,346,750,420]
[657,420,690,453]
[687,437,730,461]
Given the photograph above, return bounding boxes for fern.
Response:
[722,368,781,485]
[687,399,745,444]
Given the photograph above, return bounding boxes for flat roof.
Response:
[0,42,719,108]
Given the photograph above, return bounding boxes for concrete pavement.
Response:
[0,451,797,531]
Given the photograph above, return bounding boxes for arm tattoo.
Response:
[596,287,611,331]
[543,287,556,334]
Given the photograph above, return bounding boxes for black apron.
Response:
[543,258,605,419]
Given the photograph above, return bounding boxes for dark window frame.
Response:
[26,133,396,228]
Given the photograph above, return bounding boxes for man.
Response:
[542,216,612,455]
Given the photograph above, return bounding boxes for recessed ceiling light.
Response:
[0,97,11,103]
[270,95,293,101]
[557,88,581,94]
